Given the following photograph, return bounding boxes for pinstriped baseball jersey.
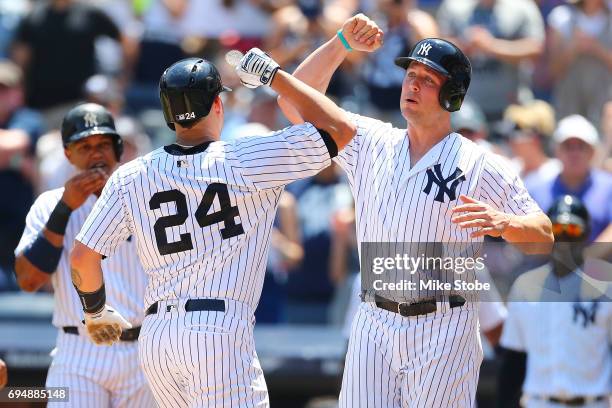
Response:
[75,123,332,311]
[334,112,542,408]
[334,112,542,302]
[15,189,146,327]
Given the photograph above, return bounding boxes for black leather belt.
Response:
[62,326,141,342]
[545,396,607,406]
[145,299,226,316]
[375,295,466,317]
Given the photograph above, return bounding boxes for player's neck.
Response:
[406,122,452,167]
[175,131,219,147]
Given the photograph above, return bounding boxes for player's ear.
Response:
[64,147,74,164]
[213,95,223,115]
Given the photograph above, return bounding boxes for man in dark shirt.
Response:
[11,0,123,128]
[0,60,45,291]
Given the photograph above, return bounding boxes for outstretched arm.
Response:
[236,46,362,150]
[277,13,383,124]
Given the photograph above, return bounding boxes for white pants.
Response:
[138,299,269,408]
[46,330,155,408]
[339,302,482,408]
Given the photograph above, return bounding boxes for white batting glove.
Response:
[83,304,132,346]
[235,48,280,89]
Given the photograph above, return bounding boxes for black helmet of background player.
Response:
[395,38,471,112]
[547,195,590,242]
[159,58,231,131]
[61,103,123,160]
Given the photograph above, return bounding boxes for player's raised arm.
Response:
[276,13,384,124]
[235,48,357,150]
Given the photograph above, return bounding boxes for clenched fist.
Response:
[84,304,132,346]
[235,48,280,89]
[341,14,384,52]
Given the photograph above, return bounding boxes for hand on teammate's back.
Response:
[83,304,132,346]
[61,169,108,210]
[341,13,384,52]
[236,48,280,89]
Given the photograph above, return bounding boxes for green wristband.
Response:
[337,29,352,52]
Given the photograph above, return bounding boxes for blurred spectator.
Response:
[437,0,545,121]
[0,0,30,58]
[256,190,304,323]
[114,116,153,162]
[89,0,141,76]
[527,115,612,242]
[222,88,281,141]
[359,0,438,125]
[187,0,273,52]
[598,101,612,172]
[11,0,124,129]
[265,1,335,70]
[126,0,192,111]
[498,195,612,408]
[286,164,353,324]
[451,99,494,150]
[83,74,124,117]
[0,60,44,291]
[547,0,612,128]
[502,100,560,187]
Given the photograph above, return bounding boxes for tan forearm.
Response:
[70,241,104,292]
[277,35,349,124]
[485,38,543,64]
[502,212,553,253]
[271,70,355,149]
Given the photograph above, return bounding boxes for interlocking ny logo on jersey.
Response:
[423,164,466,203]
[84,112,98,127]
[573,301,599,328]
[417,42,432,56]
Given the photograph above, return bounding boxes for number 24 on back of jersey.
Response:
[149,183,244,256]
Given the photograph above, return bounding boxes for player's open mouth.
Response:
[405,98,418,104]
[90,163,107,170]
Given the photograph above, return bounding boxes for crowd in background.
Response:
[0,0,610,331]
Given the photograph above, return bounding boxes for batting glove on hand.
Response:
[83,304,132,346]
[235,48,280,89]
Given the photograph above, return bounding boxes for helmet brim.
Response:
[395,57,450,77]
[64,127,120,147]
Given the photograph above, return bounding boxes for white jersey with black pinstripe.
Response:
[15,189,146,327]
[75,122,332,407]
[334,112,542,408]
[15,188,154,408]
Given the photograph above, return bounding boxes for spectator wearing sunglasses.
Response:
[527,114,612,242]
[497,195,612,408]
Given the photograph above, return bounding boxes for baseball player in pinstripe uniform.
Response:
[13,103,154,407]
[68,53,356,407]
[279,14,554,407]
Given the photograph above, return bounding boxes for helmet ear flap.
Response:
[439,80,465,112]
[114,136,124,161]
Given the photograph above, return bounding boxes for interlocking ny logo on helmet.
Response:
[417,42,432,57]
[159,58,231,131]
[395,38,472,112]
[61,103,123,160]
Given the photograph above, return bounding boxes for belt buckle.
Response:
[397,302,409,316]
